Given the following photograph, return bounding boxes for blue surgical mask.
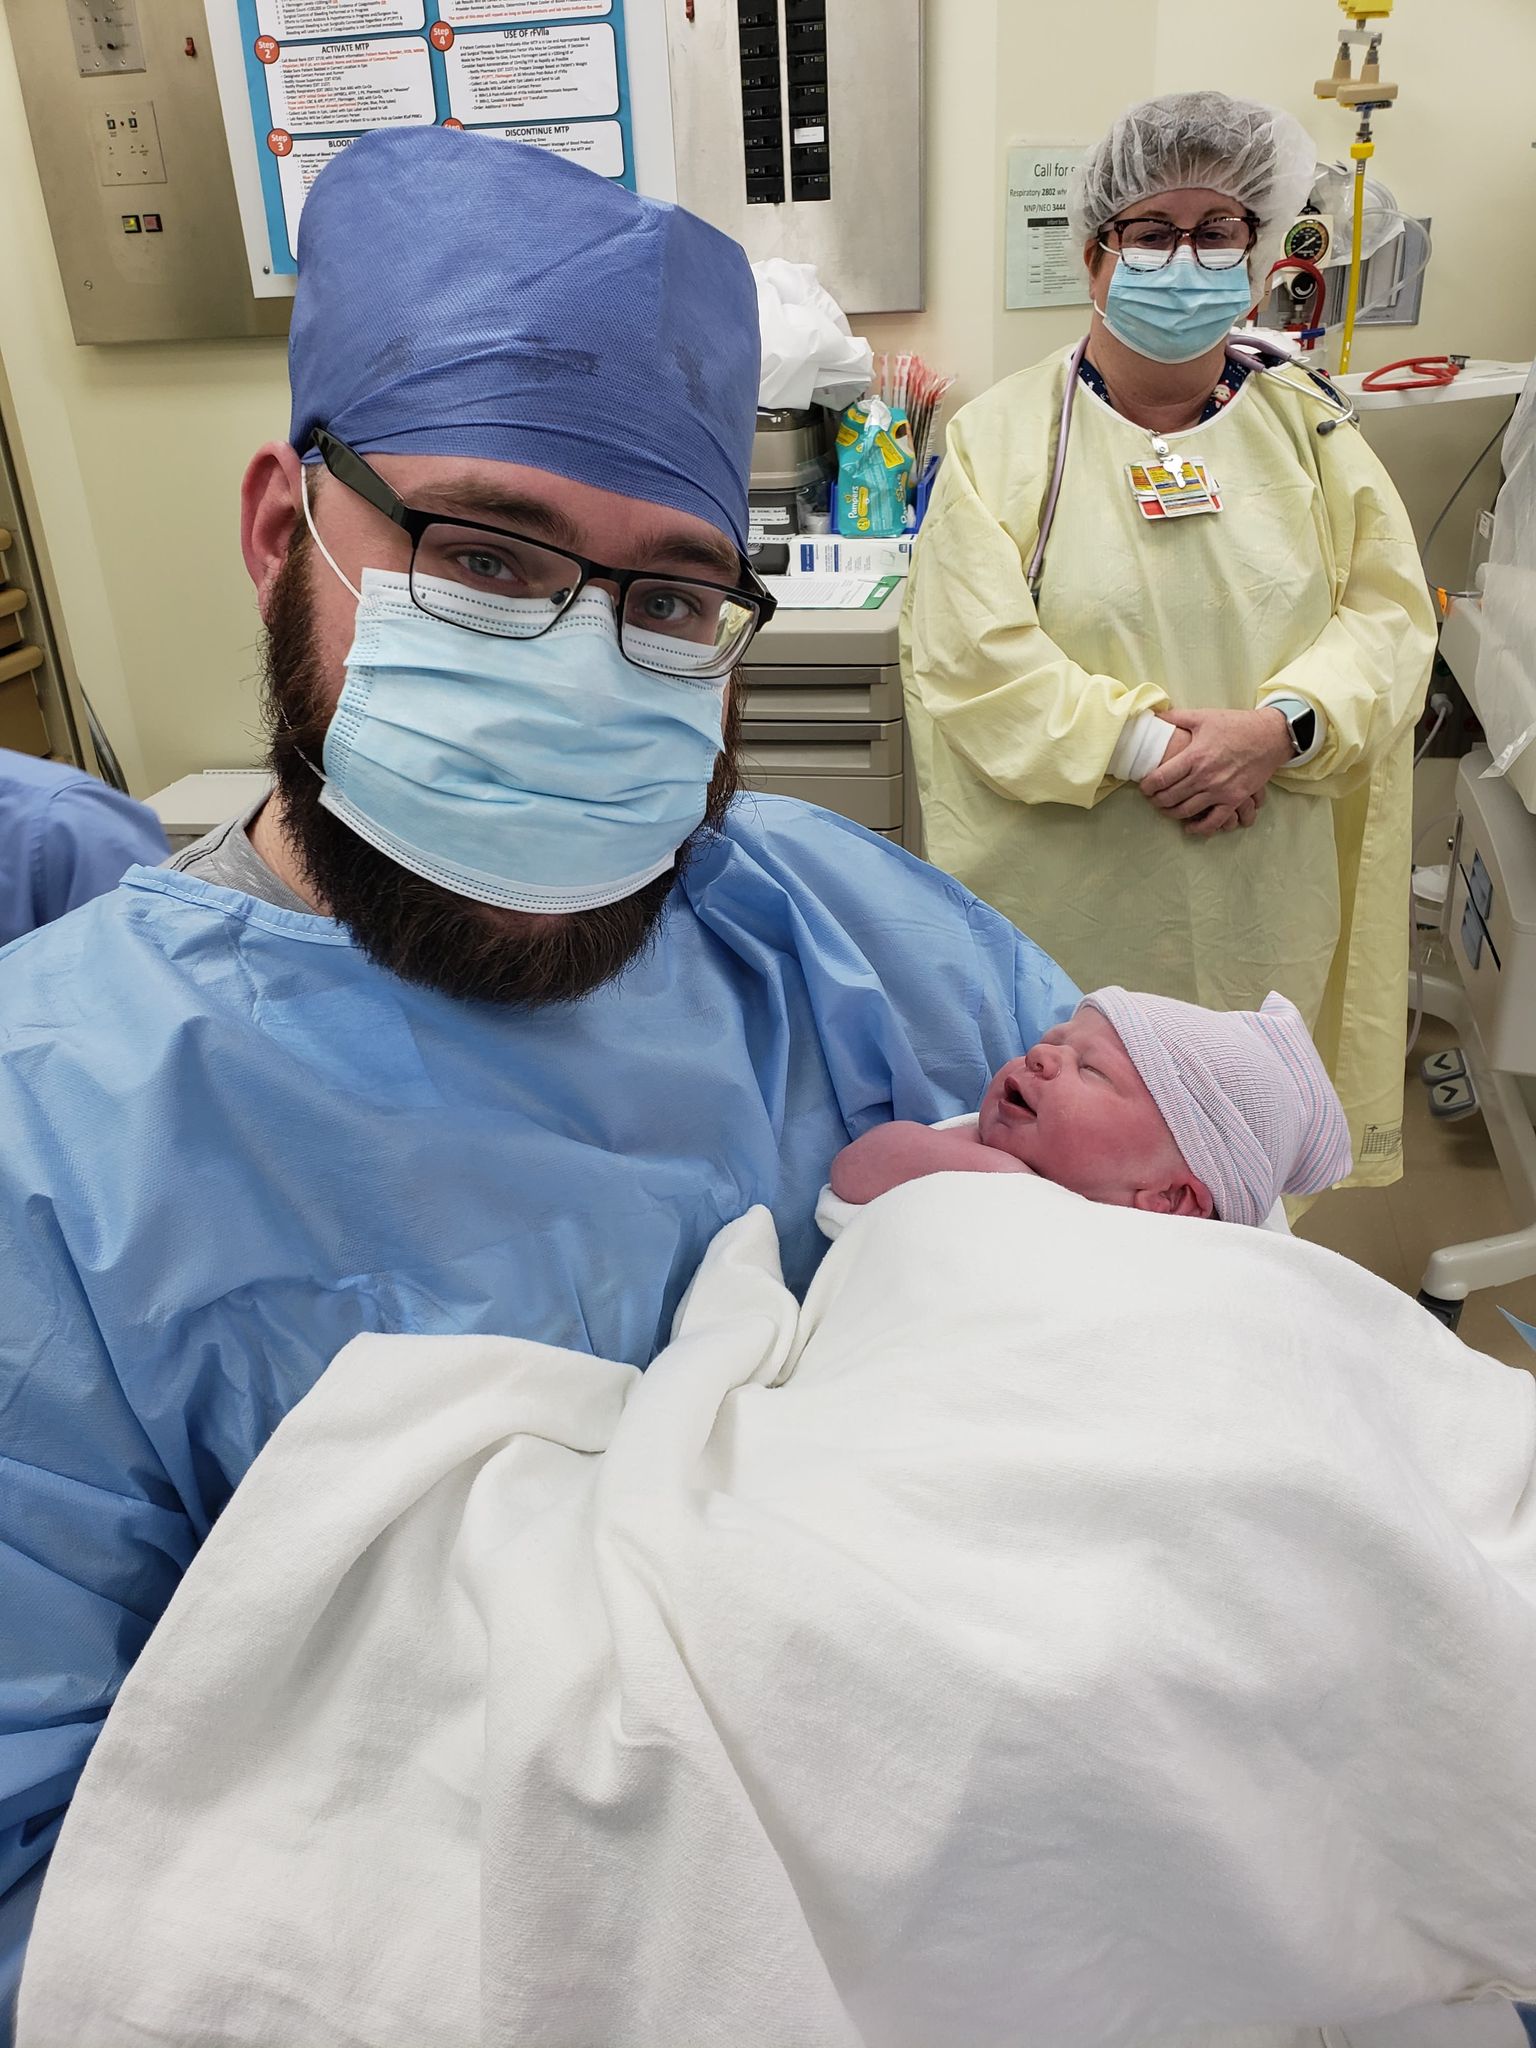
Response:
[304,532,727,915]
[1101,250,1254,365]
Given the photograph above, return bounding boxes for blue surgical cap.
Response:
[288,129,759,551]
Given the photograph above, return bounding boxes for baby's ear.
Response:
[1167,1179,1216,1219]
[1132,1180,1215,1219]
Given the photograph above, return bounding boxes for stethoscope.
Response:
[1027,332,1361,600]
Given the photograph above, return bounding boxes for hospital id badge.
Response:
[1126,457,1222,521]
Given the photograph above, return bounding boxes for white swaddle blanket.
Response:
[813,1113,1294,1240]
[20,1175,1536,2048]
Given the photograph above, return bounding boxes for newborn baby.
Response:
[830,987,1352,1227]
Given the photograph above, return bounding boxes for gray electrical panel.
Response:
[666,0,922,313]
[9,0,922,342]
[6,0,291,344]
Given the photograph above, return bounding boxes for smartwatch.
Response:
[1267,695,1317,761]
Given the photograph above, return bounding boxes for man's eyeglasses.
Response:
[310,428,776,682]
[1098,213,1259,273]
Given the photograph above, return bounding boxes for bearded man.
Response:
[0,128,1075,2016]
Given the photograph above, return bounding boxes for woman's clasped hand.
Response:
[1141,707,1292,836]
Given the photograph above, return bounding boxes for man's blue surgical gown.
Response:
[0,794,1075,2015]
[0,749,169,949]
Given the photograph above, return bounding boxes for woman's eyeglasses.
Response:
[1098,214,1259,273]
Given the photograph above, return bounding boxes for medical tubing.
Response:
[1224,336,1359,433]
[1405,810,1459,1060]
[1340,153,1367,376]
[1413,698,1449,770]
[1421,409,1515,581]
[1403,749,1453,1060]
[1029,336,1089,597]
[1406,889,1427,1059]
[1360,356,1465,393]
[1031,335,1354,600]
[83,692,129,793]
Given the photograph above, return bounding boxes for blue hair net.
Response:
[288,129,760,551]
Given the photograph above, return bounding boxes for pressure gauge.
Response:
[1285,217,1332,265]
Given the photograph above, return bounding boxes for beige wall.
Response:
[1149,0,1536,579]
[0,2,289,792]
[866,0,1536,582]
[3,0,1534,791]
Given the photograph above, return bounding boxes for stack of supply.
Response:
[833,397,912,538]
[874,352,955,483]
[835,352,954,539]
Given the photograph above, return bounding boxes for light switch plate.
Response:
[9,0,294,341]
[68,0,145,76]
[88,99,166,186]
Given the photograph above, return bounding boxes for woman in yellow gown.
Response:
[903,92,1435,1190]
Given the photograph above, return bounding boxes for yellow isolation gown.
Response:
[902,348,1436,1187]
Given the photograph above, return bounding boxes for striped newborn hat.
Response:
[1080,988,1353,1226]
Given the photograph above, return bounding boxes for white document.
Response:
[275,134,359,249]
[208,0,680,294]
[475,119,625,176]
[761,574,888,609]
[789,535,912,577]
[450,0,613,19]
[442,23,619,125]
[1005,143,1090,310]
[255,0,425,33]
[266,36,436,136]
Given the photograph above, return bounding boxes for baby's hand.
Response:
[831,1122,1032,1205]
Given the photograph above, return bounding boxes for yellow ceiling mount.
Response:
[1316,0,1403,373]
[1316,11,1398,104]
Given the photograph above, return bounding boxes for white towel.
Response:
[815,1114,1293,1240]
[20,1177,1536,2048]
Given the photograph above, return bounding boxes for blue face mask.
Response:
[308,557,728,917]
[1101,250,1254,365]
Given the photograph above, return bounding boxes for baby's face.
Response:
[977,1009,1189,1208]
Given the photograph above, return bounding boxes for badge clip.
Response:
[1126,458,1222,521]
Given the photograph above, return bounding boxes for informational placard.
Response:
[1005,144,1090,311]
[440,23,618,125]
[265,36,437,134]
[451,0,613,20]
[205,0,675,296]
[273,132,361,247]
[474,118,623,174]
[258,2,427,34]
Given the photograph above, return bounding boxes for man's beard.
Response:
[260,531,742,1006]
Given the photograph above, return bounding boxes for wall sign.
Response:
[205,0,675,296]
[1005,144,1090,311]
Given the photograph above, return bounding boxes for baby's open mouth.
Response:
[1002,1073,1037,1120]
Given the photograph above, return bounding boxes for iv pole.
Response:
[1315,0,1399,375]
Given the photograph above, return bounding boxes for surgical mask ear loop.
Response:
[273,700,325,789]
[275,463,357,787]
[300,461,363,604]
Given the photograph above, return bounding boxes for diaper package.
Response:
[834,395,913,537]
